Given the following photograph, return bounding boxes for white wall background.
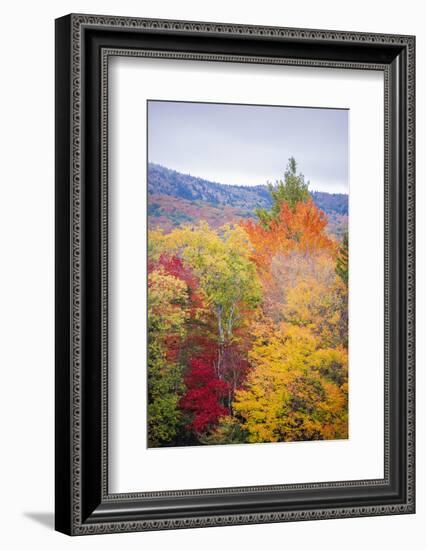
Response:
[0,0,423,548]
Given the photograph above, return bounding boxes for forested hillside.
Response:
[310,191,348,215]
[148,163,348,237]
[148,163,272,210]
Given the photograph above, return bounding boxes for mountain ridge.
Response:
[148,163,348,215]
[147,163,348,237]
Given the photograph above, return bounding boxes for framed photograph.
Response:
[55,14,415,535]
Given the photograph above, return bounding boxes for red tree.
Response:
[149,254,204,313]
[149,254,205,362]
[180,344,229,433]
[149,254,251,435]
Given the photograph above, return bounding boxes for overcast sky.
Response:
[148,100,348,193]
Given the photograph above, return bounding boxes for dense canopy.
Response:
[147,159,348,447]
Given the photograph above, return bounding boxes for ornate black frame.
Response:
[55,14,415,535]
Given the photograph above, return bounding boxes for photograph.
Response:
[147,100,349,448]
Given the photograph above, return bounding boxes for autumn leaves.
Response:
[147,159,348,447]
[148,224,260,446]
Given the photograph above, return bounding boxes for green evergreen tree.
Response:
[255,157,310,227]
[336,232,349,286]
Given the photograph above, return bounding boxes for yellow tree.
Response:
[234,323,348,443]
[283,261,348,349]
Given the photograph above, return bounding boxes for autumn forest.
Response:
[147,157,349,448]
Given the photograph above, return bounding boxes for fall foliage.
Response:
[147,158,348,447]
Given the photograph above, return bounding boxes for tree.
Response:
[147,338,186,447]
[255,157,310,227]
[156,223,262,389]
[243,198,336,275]
[233,323,348,443]
[336,231,349,286]
[147,267,189,447]
[199,415,249,445]
[147,254,210,446]
[283,266,348,349]
[150,253,205,321]
[180,351,229,434]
